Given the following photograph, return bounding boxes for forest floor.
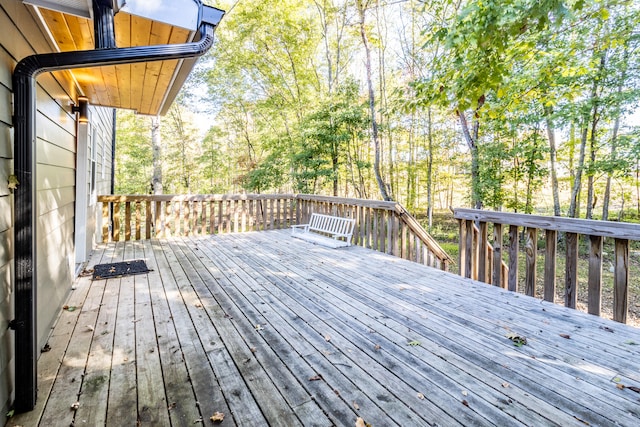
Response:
[423,211,640,327]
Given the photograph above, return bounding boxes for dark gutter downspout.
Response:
[12,4,223,412]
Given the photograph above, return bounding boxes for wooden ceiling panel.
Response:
[38,8,196,116]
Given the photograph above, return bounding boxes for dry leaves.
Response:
[502,382,510,388]
[355,417,371,427]
[309,375,323,381]
[373,344,381,351]
[352,401,360,410]
[559,334,571,339]
[407,340,421,346]
[505,332,527,347]
[417,393,425,400]
[210,411,225,423]
[324,334,331,342]
[461,400,469,407]
[70,401,80,411]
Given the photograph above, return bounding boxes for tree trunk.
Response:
[458,108,482,209]
[357,0,391,201]
[603,48,628,221]
[586,53,606,219]
[544,106,561,216]
[151,116,163,195]
[426,108,434,230]
[572,51,605,219]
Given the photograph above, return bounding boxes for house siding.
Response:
[0,0,114,416]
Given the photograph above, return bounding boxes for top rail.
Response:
[98,193,453,270]
[453,208,639,324]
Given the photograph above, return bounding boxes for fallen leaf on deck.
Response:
[352,401,360,410]
[210,411,224,423]
[334,389,340,396]
[63,305,76,312]
[624,340,638,345]
[86,325,94,332]
[250,347,257,353]
[461,400,469,407]
[407,340,421,346]
[70,401,80,411]
[324,334,331,342]
[42,343,51,353]
[355,418,366,427]
[559,334,571,339]
[417,393,425,400]
[374,344,381,351]
[255,324,264,331]
[502,382,510,388]
[168,402,176,410]
[599,326,614,333]
[461,390,468,396]
[194,303,203,309]
[505,332,527,347]
[612,376,622,383]
[616,384,626,390]
[309,375,322,381]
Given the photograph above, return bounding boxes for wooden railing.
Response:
[98,194,453,270]
[454,208,640,323]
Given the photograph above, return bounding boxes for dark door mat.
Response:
[92,260,152,280]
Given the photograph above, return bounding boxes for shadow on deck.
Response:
[8,230,640,426]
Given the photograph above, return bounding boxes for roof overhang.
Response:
[23,0,223,115]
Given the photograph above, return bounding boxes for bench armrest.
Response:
[291,224,309,235]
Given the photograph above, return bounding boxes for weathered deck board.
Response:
[8,230,640,427]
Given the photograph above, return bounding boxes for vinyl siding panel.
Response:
[0,0,114,416]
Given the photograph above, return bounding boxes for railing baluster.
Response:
[524,228,537,297]
[125,201,131,241]
[564,232,579,309]
[613,238,629,323]
[102,202,109,242]
[508,225,519,292]
[492,223,503,287]
[113,201,120,242]
[544,230,557,302]
[478,222,488,283]
[588,234,602,316]
[135,201,141,240]
[463,220,472,279]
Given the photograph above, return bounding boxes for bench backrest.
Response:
[308,213,355,237]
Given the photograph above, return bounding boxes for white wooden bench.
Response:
[291,213,356,248]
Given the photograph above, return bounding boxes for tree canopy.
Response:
[115,0,640,222]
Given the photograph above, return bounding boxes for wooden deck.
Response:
[8,230,640,427]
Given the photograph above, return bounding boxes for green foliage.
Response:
[114,110,152,194]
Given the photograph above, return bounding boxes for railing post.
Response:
[613,238,629,323]
[492,223,503,287]
[588,235,602,316]
[544,230,557,302]
[524,228,537,297]
[565,232,579,309]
